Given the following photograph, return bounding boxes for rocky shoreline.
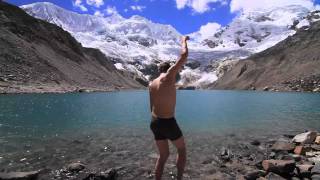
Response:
[1,130,320,180]
[0,83,144,94]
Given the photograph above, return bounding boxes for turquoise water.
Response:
[0,90,320,138]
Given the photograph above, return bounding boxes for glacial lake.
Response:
[1,90,320,138]
[1,90,320,177]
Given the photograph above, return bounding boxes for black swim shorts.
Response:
[150,116,183,141]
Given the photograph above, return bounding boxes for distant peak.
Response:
[130,15,148,22]
[21,1,59,8]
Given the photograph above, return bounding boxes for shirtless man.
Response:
[149,36,189,180]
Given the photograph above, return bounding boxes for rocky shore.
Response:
[0,83,129,94]
[1,129,320,180]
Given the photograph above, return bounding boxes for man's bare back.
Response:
[149,36,189,180]
[149,73,176,118]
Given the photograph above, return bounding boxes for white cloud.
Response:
[198,22,221,39]
[176,0,188,9]
[230,0,315,13]
[105,6,118,15]
[73,0,88,12]
[130,5,146,12]
[175,0,227,13]
[94,10,104,17]
[86,0,104,7]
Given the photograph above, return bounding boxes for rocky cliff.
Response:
[213,18,320,92]
[0,2,143,93]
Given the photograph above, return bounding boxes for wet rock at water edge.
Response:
[67,162,86,172]
[0,171,39,180]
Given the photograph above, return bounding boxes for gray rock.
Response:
[67,162,85,172]
[264,172,286,180]
[250,140,261,146]
[205,171,233,180]
[293,131,317,144]
[296,164,313,178]
[312,163,320,175]
[262,160,295,175]
[244,170,266,180]
[312,174,320,180]
[0,171,39,180]
[271,141,295,152]
[83,169,118,180]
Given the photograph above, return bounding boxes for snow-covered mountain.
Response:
[21,2,320,88]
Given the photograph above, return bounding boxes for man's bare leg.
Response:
[172,137,186,180]
[155,140,169,180]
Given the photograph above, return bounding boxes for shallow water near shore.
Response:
[0,90,320,179]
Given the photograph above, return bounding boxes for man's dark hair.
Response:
[158,62,171,73]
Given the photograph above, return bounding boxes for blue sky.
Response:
[7,0,320,34]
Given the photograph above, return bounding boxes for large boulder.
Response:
[0,171,39,180]
[271,141,295,152]
[292,131,317,144]
[262,160,295,175]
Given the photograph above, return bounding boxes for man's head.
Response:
[158,62,171,73]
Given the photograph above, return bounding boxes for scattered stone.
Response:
[293,131,317,144]
[313,88,320,92]
[290,154,302,162]
[263,86,270,91]
[244,170,266,180]
[262,160,295,175]
[78,89,90,93]
[0,171,39,180]
[315,136,320,144]
[220,147,232,162]
[309,156,320,164]
[294,145,312,155]
[251,140,261,146]
[296,164,314,178]
[311,163,320,175]
[312,174,320,180]
[205,171,233,180]
[83,169,118,180]
[264,172,286,180]
[312,145,320,151]
[67,162,85,172]
[306,151,320,157]
[271,141,295,152]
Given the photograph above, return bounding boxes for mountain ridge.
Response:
[212,18,320,92]
[0,1,143,93]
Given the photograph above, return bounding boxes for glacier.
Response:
[21,2,319,88]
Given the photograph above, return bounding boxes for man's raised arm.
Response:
[167,36,189,78]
